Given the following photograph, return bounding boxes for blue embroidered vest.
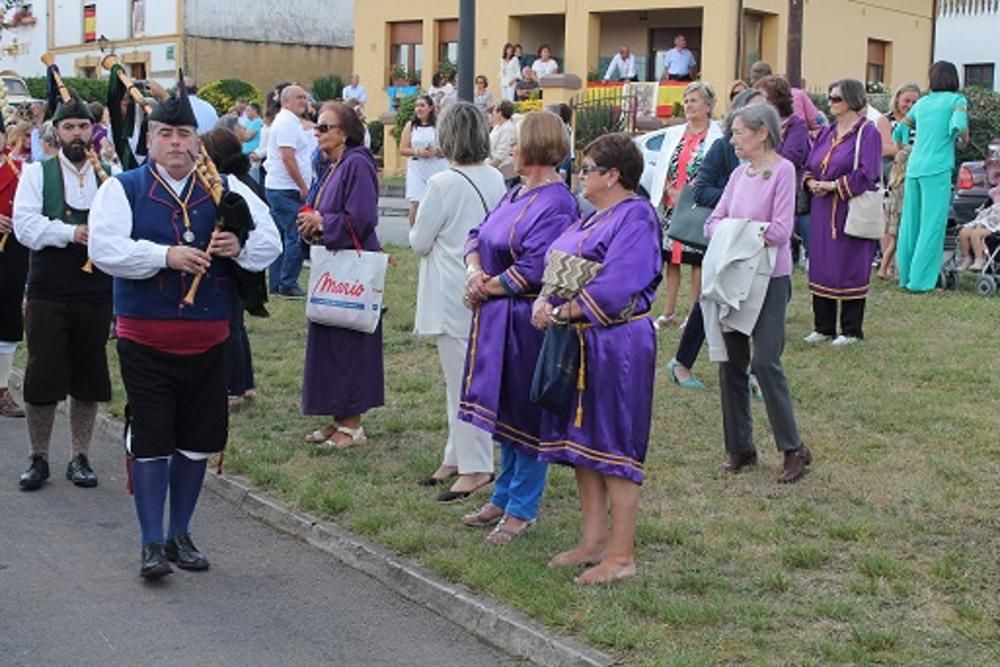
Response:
[114,163,231,320]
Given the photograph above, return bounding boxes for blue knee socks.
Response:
[167,452,207,540]
[131,458,169,548]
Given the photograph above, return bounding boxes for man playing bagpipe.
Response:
[0,118,26,418]
[13,87,114,491]
[88,77,280,579]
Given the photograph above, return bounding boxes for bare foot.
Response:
[462,503,504,528]
[449,472,493,494]
[548,545,606,568]
[431,464,458,481]
[958,258,973,271]
[574,559,637,585]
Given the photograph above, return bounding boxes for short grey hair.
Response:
[39,120,58,147]
[437,101,490,165]
[683,81,717,110]
[730,103,781,150]
[724,89,765,134]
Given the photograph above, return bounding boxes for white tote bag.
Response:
[844,122,886,240]
[306,242,387,334]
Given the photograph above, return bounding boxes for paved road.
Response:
[0,401,518,667]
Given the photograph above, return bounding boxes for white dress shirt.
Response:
[13,152,107,250]
[88,163,281,280]
[264,108,313,191]
[604,53,638,80]
[410,164,506,338]
[342,84,367,105]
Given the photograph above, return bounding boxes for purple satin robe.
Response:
[805,120,881,299]
[537,197,663,484]
[302,146,385,416]
[458,182,578,452]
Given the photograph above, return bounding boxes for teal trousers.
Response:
[896,171,952,292]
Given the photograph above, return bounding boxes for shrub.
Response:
[367,119,384,157]
[958,86,1000,164]
[438,59,457,82]
[391,93,419,143]
[574,100,627,152]
[25,76,108,103]
[312,75,343,102]
[198,79,262,115]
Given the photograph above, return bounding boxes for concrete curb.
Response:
[10,373,615,667]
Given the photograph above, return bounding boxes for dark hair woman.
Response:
[201,127,266,410]
[400,95,448,227]
[295,103,384,449]
[500,42,521,102]
[894,61,968,292]
[533,133,662,585]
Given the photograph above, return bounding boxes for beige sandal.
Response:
[485,517,536,545]
[319,424,367,450]
[304,423,338,444]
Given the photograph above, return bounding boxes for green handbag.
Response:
[666,184,712,250]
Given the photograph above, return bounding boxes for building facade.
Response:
[355,0,936,118]
[0,0,353,95]
[934,0,1000,90]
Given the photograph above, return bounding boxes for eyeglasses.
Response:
[827,95,844,103]
[579,165,610,176]
[314,124,340,134]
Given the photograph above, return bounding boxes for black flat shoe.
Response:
[436,475,495,503]
[165,533,210,571]
[66,454,98,488]
[140,543,173,580]
[418,469,458,487]
[19,455,49,491]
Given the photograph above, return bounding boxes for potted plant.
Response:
[407,69,421,86]
[389,64,408,87]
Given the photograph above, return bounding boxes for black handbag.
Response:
[666,184,711,250]
[529,324,580,416]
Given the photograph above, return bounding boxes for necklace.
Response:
[151,168,198,243]
[521,175,559,194]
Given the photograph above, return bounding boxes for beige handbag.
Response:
[844,123,885,240]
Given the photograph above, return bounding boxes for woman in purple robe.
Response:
[533,134,662,585]
[804,79,881,346]
[459,112,578,544]
[296,103,384,448]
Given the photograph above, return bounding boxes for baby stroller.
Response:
[972,229,1000,296]
[941,139,1000,294]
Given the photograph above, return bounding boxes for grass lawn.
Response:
[99,247,997,665]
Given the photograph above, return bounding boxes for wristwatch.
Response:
[551,305,565,324]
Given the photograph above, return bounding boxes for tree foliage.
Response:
[24,76,108,103]
[198,79,262,115]
[312,75,343,102]
[391,93,419,143]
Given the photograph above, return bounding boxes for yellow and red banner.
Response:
[585,81,687,118]
[84,5,97,43]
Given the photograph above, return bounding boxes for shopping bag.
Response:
[306,244,387,333]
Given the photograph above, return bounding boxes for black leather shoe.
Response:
[140,543,173,580]
[66,454,98,488]
[165,533,210,571]
[19,455,50,491]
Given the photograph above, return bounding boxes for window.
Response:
[389,21,423,82]
[129,62,147,80]
[437,19,458,67]
[78,66,97,79]
[130,0,146,39]
[867,39,888,87]
[740,13,764,81]
[965,63,995,90]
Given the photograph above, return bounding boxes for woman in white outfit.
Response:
[499,43,521,103]
[400,95,449,226]
[411,102,506,501]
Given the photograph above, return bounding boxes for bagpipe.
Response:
[102,54,152,170]
[41,52,108,273]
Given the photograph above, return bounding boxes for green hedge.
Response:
[198,79,262,115]
[958,86,1000,164]
[391,93,419,143]
[368,119,384,157]
[312,75,343,102]
[24,76,108,103]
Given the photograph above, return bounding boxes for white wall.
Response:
[0,7,49,77]
[184,0,353,47]
[934,9,1000,90]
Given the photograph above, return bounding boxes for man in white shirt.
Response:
[662,34,696,82]
[264,85,312,298]
[604,44,639,82]
[183,77,219,134]
[13,95,114,492]
[342,73,367,105]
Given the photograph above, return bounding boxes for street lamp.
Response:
[98,34,110,54]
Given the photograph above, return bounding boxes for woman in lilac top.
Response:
[704,104,811,484]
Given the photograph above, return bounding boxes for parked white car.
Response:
[634,126,671,198]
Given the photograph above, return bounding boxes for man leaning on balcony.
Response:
[662,34,696,82]
[603,44,639,82]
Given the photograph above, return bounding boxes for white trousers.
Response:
[437,334,493,474]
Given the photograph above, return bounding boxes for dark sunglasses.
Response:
[579,165,610,175]
[827,95,843,103]
[314,123,340,134]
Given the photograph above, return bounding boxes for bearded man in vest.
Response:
[88,80,280,579]
[13,94,113,492]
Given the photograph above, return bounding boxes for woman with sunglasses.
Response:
[296,103,384,449]
[533,134,662,584]
[803,79,881,346]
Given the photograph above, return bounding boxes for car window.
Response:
[645,134,664,153]
[3,79,28,96]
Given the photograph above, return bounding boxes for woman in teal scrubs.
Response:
[894,61,969,292]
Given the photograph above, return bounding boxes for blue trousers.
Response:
[490,442,548,521]
[265,188,305,293]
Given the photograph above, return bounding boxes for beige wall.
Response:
[183,37,353,96]
[354,0,934,117]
